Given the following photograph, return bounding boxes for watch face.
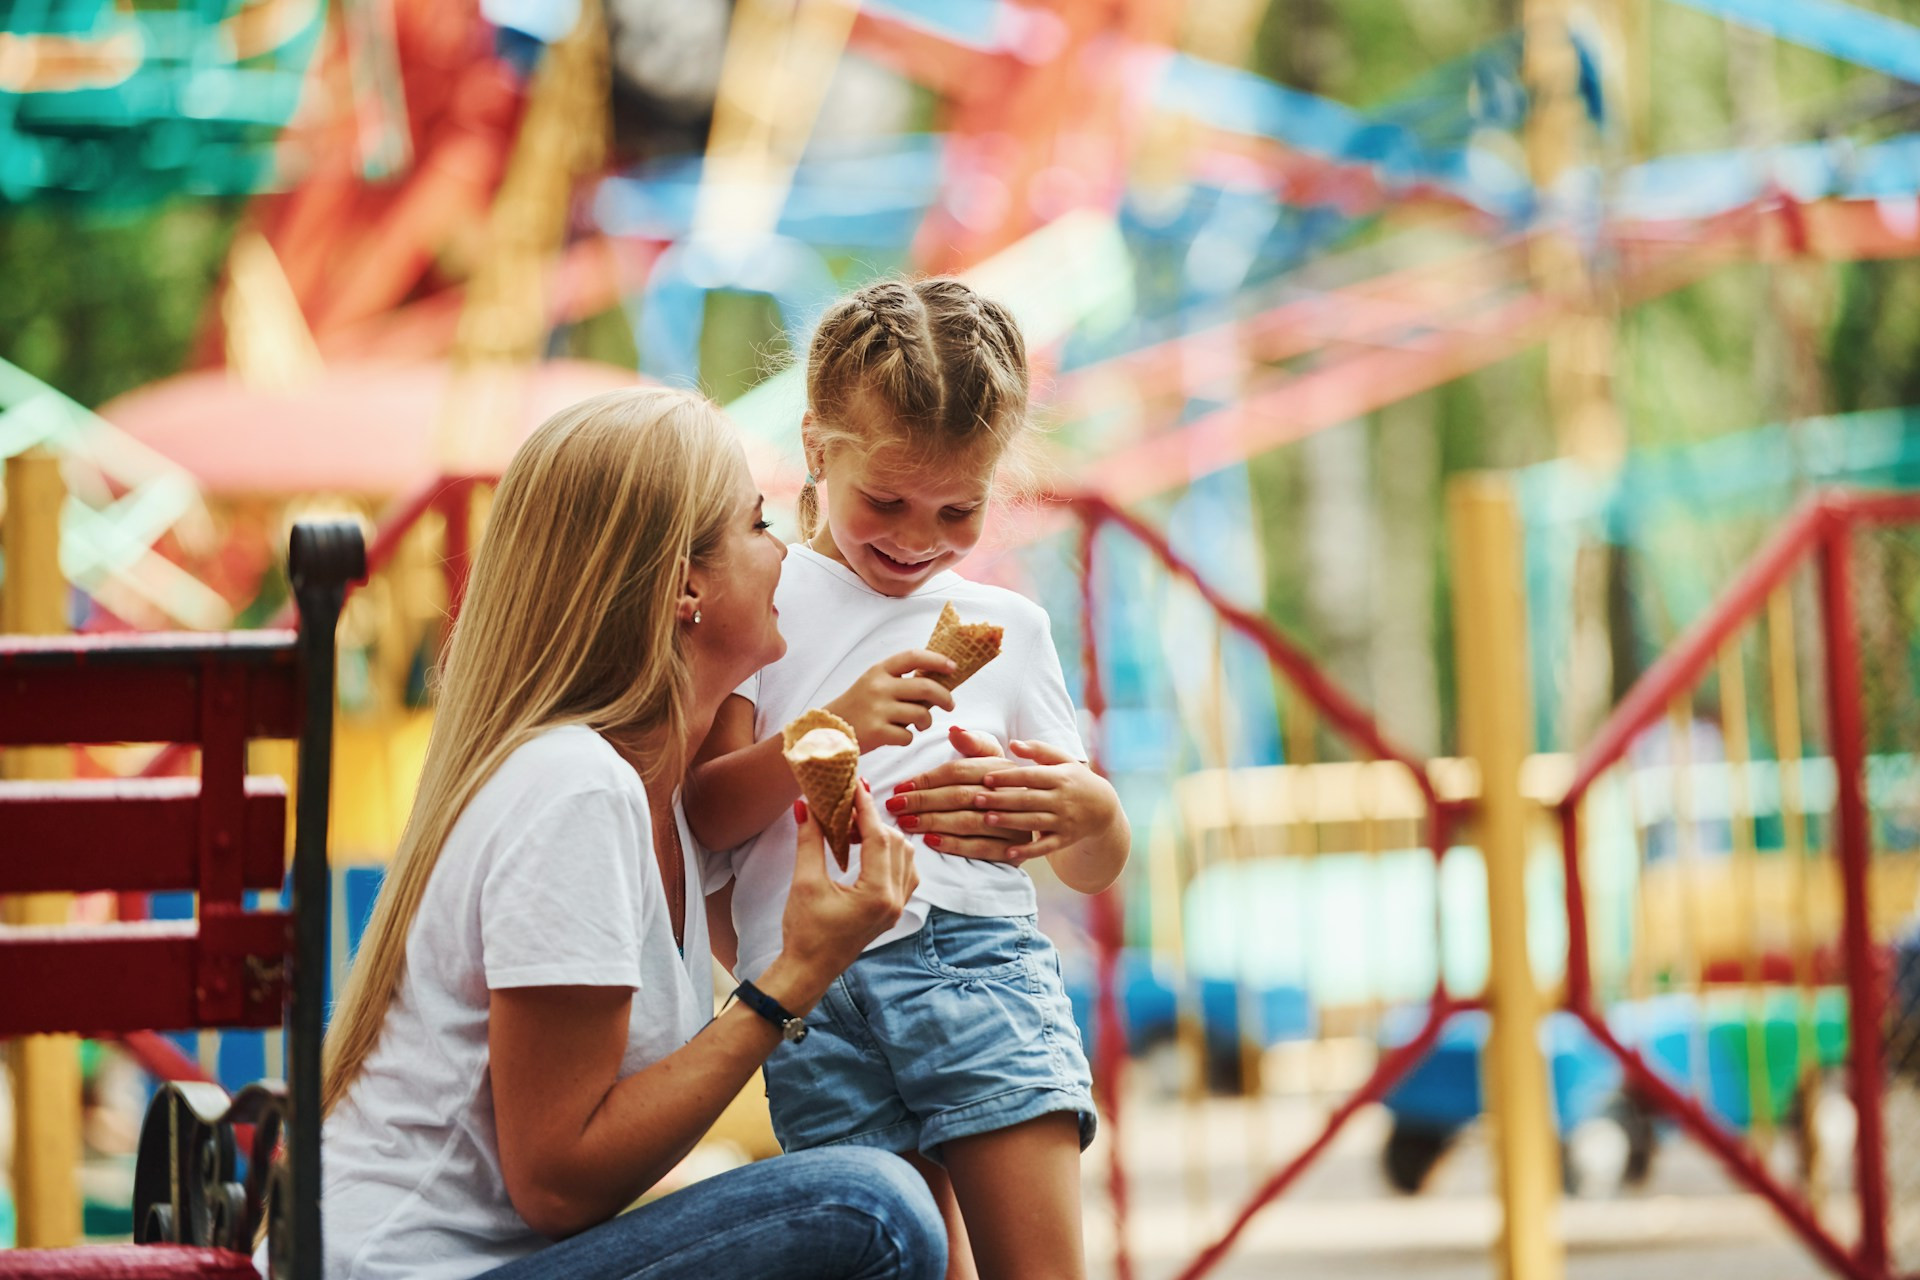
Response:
[782,1019,808,1044]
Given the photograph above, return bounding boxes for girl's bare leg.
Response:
[940,1113,1085,1280]
[904,1150,979,1280]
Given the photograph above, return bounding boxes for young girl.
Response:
[686,278,1130,1280]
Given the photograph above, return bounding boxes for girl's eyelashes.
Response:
[942,506,980,521]
[864,494,903,512]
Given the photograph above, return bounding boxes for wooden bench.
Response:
[0,520,363,1280]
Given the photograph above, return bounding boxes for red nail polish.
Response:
[885,796,907,813]
[924,834,941,848]
[898,814,919,829]
[893,781,916,795]
[793,800,808,821]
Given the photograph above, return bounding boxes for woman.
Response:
[317,388,944,1280]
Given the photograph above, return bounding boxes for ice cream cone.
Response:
[782,708,860,869]
[923,601,1003,691]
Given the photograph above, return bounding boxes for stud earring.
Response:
[692,609,702,624]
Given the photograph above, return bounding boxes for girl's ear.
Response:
[800,412,826,478]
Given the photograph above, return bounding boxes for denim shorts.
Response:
[761,908,1097,1164]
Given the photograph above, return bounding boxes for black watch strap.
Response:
[732,979,808,1043]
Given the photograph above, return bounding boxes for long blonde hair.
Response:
[321,387,738,1116]
[799,276,1033,542]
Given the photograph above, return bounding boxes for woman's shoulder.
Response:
[487,725,642,805]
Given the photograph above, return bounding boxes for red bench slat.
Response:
[0,1246,259,1279]
[0,917,289,1037]
[0,777,288,895]
[0,633,301,747]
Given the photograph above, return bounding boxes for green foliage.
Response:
[0,202,240,408]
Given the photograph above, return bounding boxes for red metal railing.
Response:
[1556,489,1920,1280]
[1068,493,1469,1280]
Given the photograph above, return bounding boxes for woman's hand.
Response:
[824,650,957,750]
[890,731,1131,894]
[767,784,918,1011]
[884,726,1030,859]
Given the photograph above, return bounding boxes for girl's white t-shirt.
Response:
[320,725,711,1280]
[716,545,1085,983]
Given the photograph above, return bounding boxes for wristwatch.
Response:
[731,979,808,1043]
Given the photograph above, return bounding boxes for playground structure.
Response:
[9,0,1920,1278]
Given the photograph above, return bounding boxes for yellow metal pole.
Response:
[1718,641,1774,1150]
[1447,474,1564,1280]
[2,447,82,1248]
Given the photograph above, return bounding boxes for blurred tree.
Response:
[0,204,241,409]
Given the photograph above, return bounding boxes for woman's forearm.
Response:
[684,734,802,851]
[519,956,832,1237]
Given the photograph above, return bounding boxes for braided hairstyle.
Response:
[800,277,1031,542]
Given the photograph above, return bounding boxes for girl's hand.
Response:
[777,785,918,996]
[824,650,957,750]
[967,740,1126,863]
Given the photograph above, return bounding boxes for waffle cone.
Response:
[782,708,860,869]
[924,601,1003,691]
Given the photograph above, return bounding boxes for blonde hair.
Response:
[321,387,738,1117]
[799,277,1032,542]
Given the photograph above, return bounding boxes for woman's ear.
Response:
[674,554,701,624]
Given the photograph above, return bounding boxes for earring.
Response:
[692,609,702,624]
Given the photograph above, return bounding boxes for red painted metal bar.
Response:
[1827,490,1920,527]
[442,476,475,624]
[1559,802,1594,1008]
[1076,514,1133,1280]
[1560,496,1833,807]
[1176,991,1467,1280]
[1068,494,1435,800]
[1819,516,1890,1275]
[1568,1003,1871,1280]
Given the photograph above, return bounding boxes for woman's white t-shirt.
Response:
[320,726,711,1280]
[716,545,1085,983]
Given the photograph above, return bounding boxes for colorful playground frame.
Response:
[1558,490,1920,1280]
[1069,492,1478,1280]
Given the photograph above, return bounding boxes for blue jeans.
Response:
[476,1148,945,1280]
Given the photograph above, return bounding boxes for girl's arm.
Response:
[684,695,797,852]
[491,791,916,1239]
[706,880,739,973]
